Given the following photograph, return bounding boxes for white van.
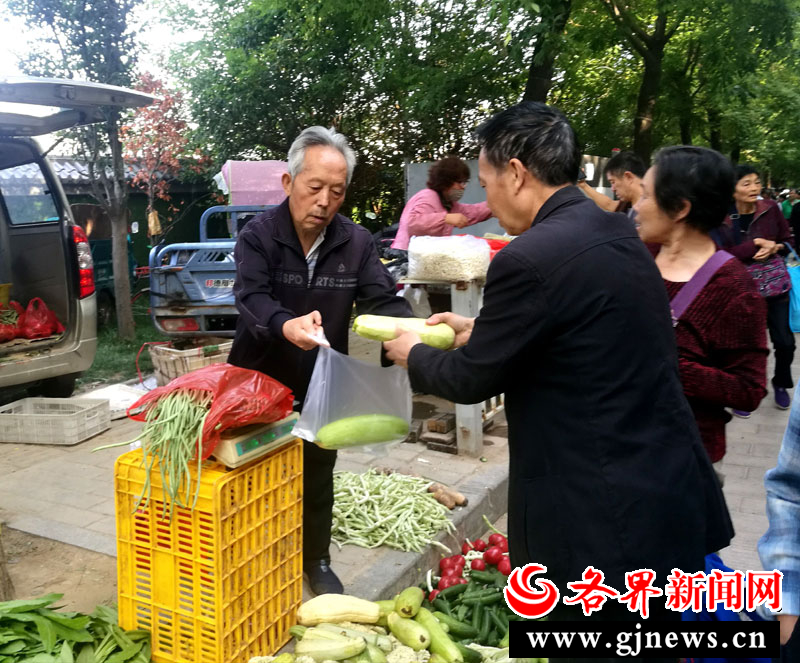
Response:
[0,77,153,397]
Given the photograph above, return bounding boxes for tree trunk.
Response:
[632,48,664,163]
[0,524,14,601]
[707,107,722,152]
[731,139,741,165]
[111,211,135,339]
[679,113,692,145]
[107,113,136,341]
[522,0,572,103]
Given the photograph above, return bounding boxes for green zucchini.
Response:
[353,315,455,350]
[316,415,409,449]
[455,643,483,663]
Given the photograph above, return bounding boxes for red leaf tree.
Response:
[122,74,206,239]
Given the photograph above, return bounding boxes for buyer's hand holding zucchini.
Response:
[383,313,475,369]
[353,315,456,350]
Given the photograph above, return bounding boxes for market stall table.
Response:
[398,277,504,456]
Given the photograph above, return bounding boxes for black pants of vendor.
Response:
[302,440,337,564]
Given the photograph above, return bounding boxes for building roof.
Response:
[0,156,205,196]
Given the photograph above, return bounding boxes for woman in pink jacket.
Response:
[391,157,493,250]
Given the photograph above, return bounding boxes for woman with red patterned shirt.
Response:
[634,146,768,466]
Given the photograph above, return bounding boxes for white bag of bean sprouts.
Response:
[407,235,491,282]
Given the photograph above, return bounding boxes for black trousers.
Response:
[767,293,795,389]
[302,439,338,563]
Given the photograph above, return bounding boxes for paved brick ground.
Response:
[718,353,795,573]
[0,331,510,600]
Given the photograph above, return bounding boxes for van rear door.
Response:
[0,77,154,136]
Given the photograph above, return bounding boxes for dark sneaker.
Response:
[304,559,344,595]
[732,410,751,419]
[775,387,791,410]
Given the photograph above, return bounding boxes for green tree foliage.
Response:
[170,0,536,229]
[165,0,800,216]
[7,0,144,339]
[552,0,795,168]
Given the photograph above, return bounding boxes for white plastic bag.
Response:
[292,346,412,450]
[407,235,491,281]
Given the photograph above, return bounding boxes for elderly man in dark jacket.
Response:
[386,103,733,628]
[228,126,411,595]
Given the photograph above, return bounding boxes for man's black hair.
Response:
[652,146,734,233]
[604,150,646,179]
[474,101,581,186]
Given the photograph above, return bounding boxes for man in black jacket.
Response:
[228,126,411,595]
[386,103,733,627]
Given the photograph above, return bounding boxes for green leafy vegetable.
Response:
[0,596,149,663]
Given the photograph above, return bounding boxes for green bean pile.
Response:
[0,309,18,325]
[135,389,213,519]
[331,469,456,553]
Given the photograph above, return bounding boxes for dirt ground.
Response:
[2,526,117,613]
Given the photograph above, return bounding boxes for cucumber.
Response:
[433,612,477,639]
[455,643,483,663]
[316,415,410,449]
[353,315,455,350]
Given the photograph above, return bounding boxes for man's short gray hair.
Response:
[287,126,357,186]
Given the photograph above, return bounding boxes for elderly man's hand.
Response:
[427,312,474,348]
[384,329,423,369]
[282,311,325,350]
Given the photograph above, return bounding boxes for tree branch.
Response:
[599,0,652,56]
[665,10,689,41]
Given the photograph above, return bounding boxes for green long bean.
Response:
[0,309,18,325]
[331,469,455,553]
[131,389,213,519]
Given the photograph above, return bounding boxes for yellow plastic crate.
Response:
[115,439,303,663]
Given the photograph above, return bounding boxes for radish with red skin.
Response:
[488,533,507,548]
[429,589,441,601]
[442,566,462,578]
[461,542,473,555]
[472,538,487,552]
[451,554,466,566]
[438,576,457,590]
[470,558,486,571]
[439,557,456,572]
[483,546,504,566]
[497,557,512,575]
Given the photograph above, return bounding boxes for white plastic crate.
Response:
[148,339,233,387]
[0,398,111,445]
